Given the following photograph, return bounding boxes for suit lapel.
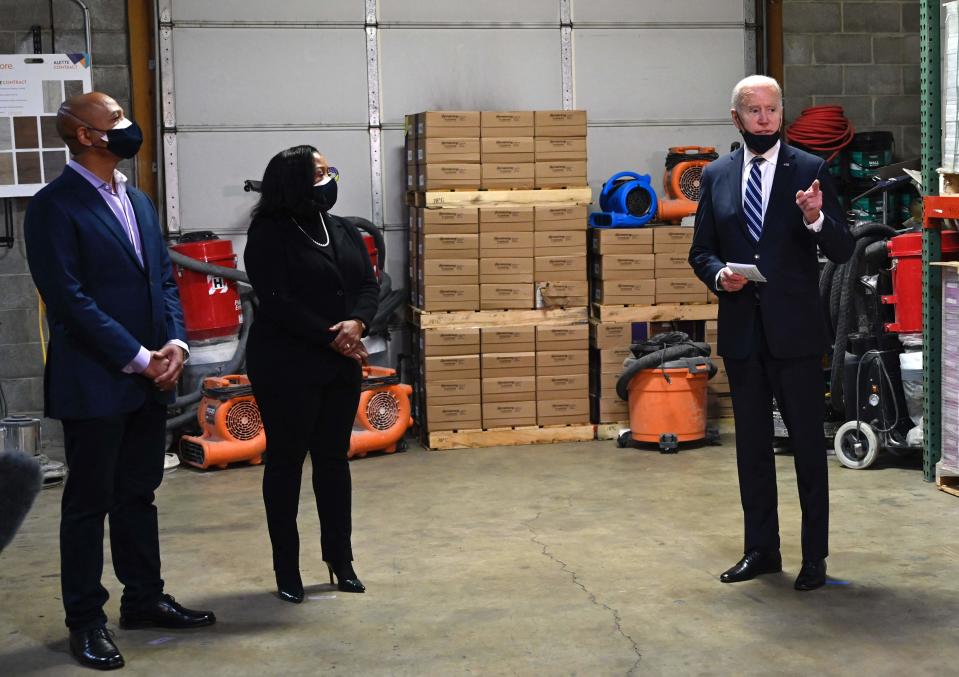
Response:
[63,168,145,273]
[762,144,796,240]
[728,148,755,245]
[127,189,153,276]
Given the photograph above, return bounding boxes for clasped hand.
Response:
[141,344,185,391]
[329,320,368,364]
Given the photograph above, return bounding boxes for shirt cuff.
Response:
[167,339,190,364]
[122,345,152,374]
[714,270,724,292]
[804,211,825,232]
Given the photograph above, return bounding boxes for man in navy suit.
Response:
[688,76,854,592]
[25,92,215,670]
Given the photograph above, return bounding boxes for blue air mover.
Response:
[589,172,658,228]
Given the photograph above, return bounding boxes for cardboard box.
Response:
[654,253,695,278]
[534,230,585,256]
[479,207,534,232]
[418,284,480,311]
[418,164,481,190]
[481,163,535,189]
[480,136,534,162]
[590,322,632,349]
[593,395,629,422]
[420,207,478,225]
[480,111,535,137]
[536,349,588,376]
[481,352,535,378]
[482,400,537,427]
[534,137,587,161]
[536,175,587,189]
[656,293,708,305]
[419,327,480,356]
[535,280,589,307]
[534,110,587,137]
[406,164,418,191]
[536,373,589,393]
[417,111,481,138]
[535,161,587,179]
[592,279,656,305]
[482,376,536,403]
[417,137,480,164]
[423,354,481,381]
[419,259,479,286]
[418,213,478,235]
[537,398,590,425]
[534,205,588,231]
[423,378,481,404]
[590,228,654,254]
[652,226,694,251]
[596,347,632,372]
[481,283,534,310]
[481,326,536,353]
[592,254,656,280]
[479,231,534,257]
[535,254,586,275]
[536,324,588,350]
[420,233,478,259]
[655,278,705,296]
[425,402,482,431]
[480,257,534,284]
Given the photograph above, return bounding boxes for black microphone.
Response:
[0,452,43,553]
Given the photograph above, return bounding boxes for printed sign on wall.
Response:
[0,53,92,198]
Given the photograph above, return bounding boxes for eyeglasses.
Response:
[318,166,339,182]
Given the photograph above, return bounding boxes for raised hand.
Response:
[795,178,822,224]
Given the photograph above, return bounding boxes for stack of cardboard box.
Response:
[419,328,482,432]
[479,208,534,309]
[536,325,590,425]
[411,207,480,311]
[534,110,587,188]
[589,322,634,423]
[653,227,705,304]
[406,111,481,192]
[590,228,655,305]
[535,205,589,308]
[704,320,733,419]
[480,326,537,428]
[481,111,535,189]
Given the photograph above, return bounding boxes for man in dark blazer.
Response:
[25,92,215,670]
[688,76,854,592]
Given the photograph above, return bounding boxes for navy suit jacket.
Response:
[24,166,186,420]
[688,144,854,360]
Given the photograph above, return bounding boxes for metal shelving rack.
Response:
[921,0,944,481]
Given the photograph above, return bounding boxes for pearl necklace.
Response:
[290,213,330,248]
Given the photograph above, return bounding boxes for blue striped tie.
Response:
[744,156,764,241]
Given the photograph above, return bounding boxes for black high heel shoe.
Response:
[275,572,304,604]
[326,562,366,593]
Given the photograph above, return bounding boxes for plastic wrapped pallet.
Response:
[944,1,959,172]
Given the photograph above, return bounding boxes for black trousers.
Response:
[723,315,829,561]
[252,359,361,577]
[60,402,166,632]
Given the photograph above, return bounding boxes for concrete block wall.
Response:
[0,0,130,448]
[782,0,921,160]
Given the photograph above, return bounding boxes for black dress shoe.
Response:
[276,571,304,604]
[794,559,827,591]
[719,550,783,583]
[119,594,216,629]
[69,627,124,671]
[327,562,366,593]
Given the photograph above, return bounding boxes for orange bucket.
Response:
[627,364,709,444]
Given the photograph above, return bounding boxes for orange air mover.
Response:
[657,146,718,224]
[349,365,414,459]
[180,374,265,469]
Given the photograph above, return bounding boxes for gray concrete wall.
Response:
[782,0,921,159]
[0,0,130,443]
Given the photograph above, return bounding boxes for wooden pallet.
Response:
[591,303,718,323]
[936,471,959,498]
[595,417,735,442]
[411,305,588,329]
[425,423,595,450]
[410,187,592,209]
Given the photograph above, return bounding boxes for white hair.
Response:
[731,75,783,112]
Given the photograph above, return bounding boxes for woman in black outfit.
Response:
[244,145,379,603]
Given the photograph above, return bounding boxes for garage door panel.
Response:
[172,28,369,126]
[176,131,372,233]
[575,29,744,121]
[379,0,559,23]
[586,125,741,211]
[379,29,562,124]
[170,0,365,23]
[572,0,745,23]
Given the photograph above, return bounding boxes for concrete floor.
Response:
[1,433,958,677]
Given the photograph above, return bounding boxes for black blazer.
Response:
[244,211,380,383]
[688,144,854,360]
[24,166,186,419]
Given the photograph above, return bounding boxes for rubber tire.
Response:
[834,420,880,469]
[616,431,631,449]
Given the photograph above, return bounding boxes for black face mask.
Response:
[94,119,144,159]
[739,128,780,155]
[312,179,337,212]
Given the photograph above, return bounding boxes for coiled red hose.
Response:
[785,105,855,162]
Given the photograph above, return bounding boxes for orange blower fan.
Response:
[180,374,266,470]
[349,365,413,459]
[657,146,718,223]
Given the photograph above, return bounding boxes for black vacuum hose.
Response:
[616,333,714,401]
